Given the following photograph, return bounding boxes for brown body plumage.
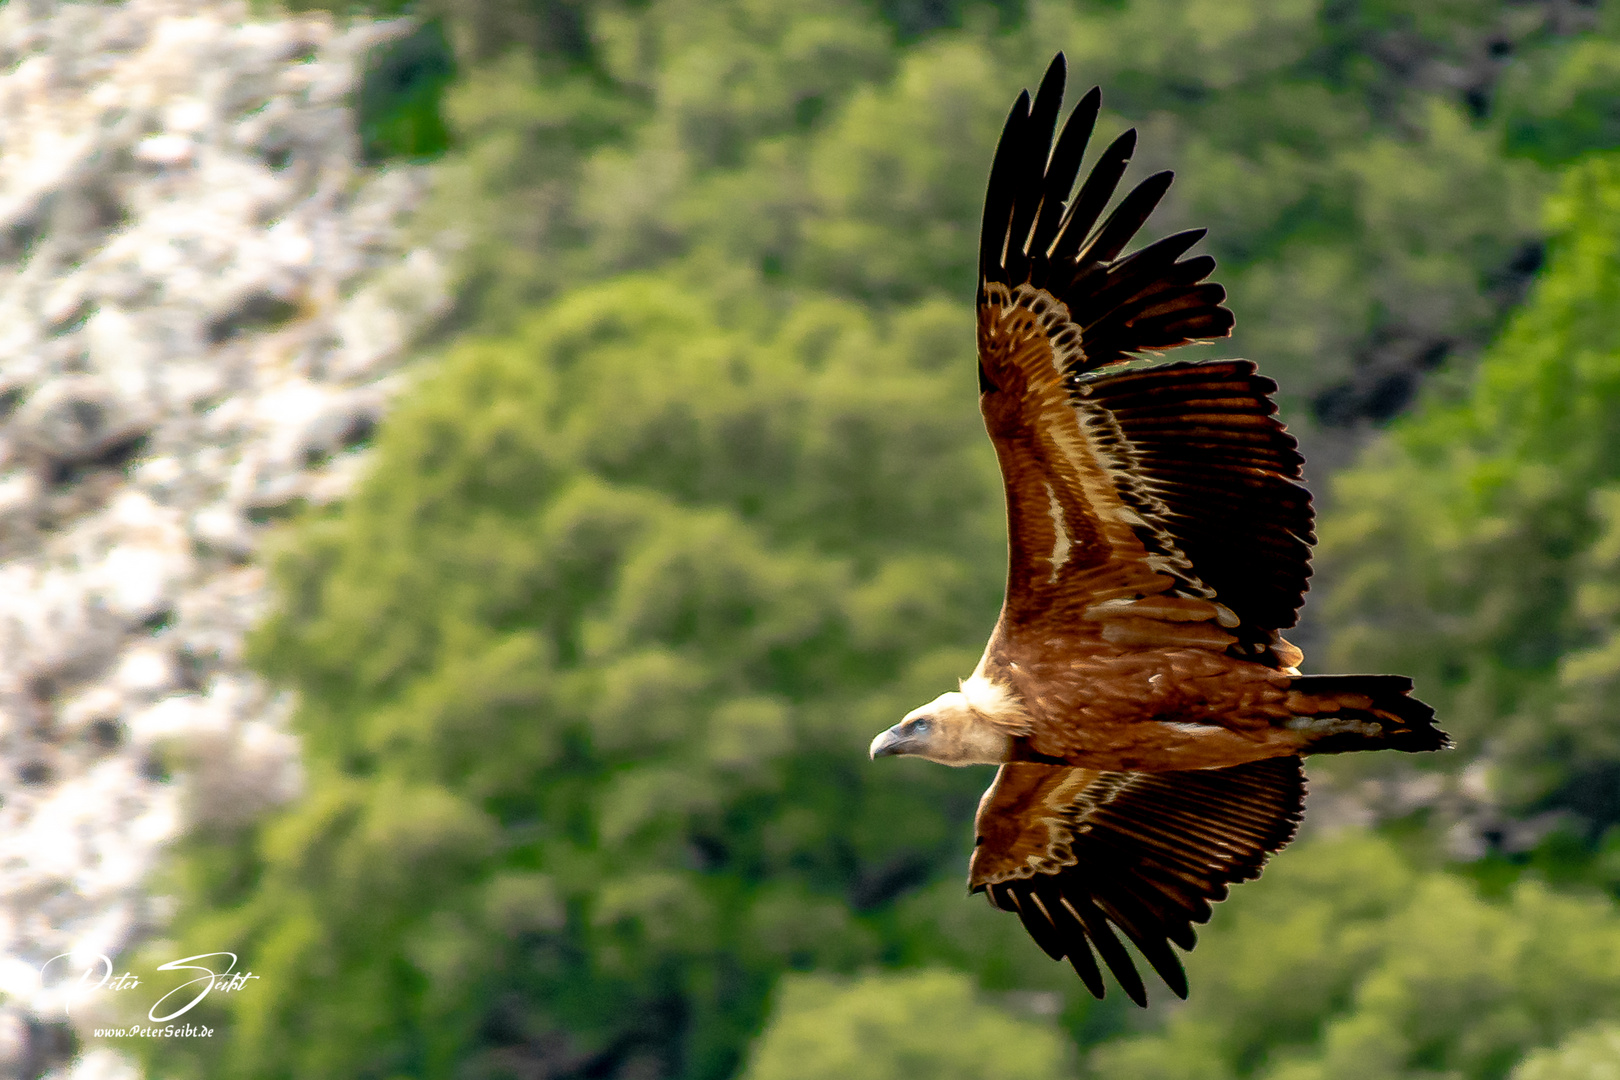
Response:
[867,54,1449,1006]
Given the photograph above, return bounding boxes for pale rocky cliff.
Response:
[0,2,446,1074]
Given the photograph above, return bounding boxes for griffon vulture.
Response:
[868,54,1449,1007]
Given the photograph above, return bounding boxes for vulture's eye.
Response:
[910,718,932,734]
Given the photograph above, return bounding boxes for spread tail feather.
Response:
[1284,674,1450,754]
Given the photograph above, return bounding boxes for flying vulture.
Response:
[867,54,1449,1007]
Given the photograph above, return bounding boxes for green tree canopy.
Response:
[1320,155,1620,856]
[1088,832,1620,1080]
[409,0,1620,430]
[740,970,1070,1080]
[1512,1023,1620,1080]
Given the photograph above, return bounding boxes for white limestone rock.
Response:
[0,1,450,1074]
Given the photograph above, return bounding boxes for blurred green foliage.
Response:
[1512,1023,1620,1080]
[1322,156,1620,849]
[740,970,1070,1080]
[358,20,455,161]
[134,0,1620,1078]
[400,0,1615,427]
[1089,832,1620,1080]
[341,0,1620,433]
[1500,37,1620,167]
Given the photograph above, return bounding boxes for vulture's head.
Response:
[869,689,1011,766]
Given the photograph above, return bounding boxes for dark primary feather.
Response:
[1031,87,1100,259]
[979,89,1031,289]
[1003,59,1067,286]
[1049,129,1136,270]
[1077,170,1174,269]
[978,54,1235,371]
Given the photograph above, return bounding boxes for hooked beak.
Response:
[869,726,907,759]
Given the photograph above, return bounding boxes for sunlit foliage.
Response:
[1512,1023,1620,1080]
[1322,156,1620,855]
[742,970,1070,1080]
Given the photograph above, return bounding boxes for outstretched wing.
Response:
[977,56,1313,655]
[968,756,1306,1005]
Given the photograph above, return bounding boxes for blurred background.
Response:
[2,0,1620,1077]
